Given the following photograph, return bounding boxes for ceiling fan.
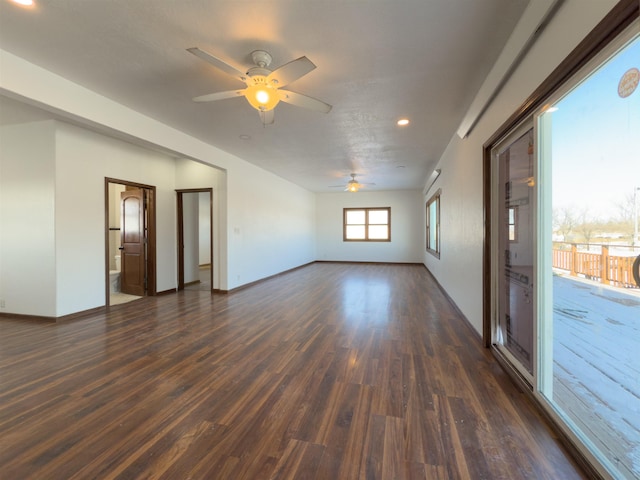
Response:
[329,173,375,192]
[187,47,332,125]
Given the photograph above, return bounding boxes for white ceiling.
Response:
[0,0,528,192]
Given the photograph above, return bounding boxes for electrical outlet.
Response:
[0,299,5,308]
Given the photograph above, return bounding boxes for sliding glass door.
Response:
[490,18,640,479]
[536,30,640,480]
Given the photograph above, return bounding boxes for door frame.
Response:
[176,188,213,291]
[104,178,157,305]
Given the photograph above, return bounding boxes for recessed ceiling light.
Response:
[11,0,34,6]
[397,118,410,126]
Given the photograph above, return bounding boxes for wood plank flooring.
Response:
[0,263,585,479]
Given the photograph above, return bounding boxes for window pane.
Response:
[497,128,534,375]
[346,225,365,239]
[368,209,388,224]
[426,193,440,255]
[539,33,640,479]
[343,207,390,242]
[368,225,389,240]
[346,210,365,224]
[429,202,438,248]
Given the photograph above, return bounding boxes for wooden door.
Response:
[120,189,146,296]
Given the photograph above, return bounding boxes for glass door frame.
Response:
[489,119,537,386]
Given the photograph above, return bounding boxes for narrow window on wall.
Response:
[343,207,390,241]
[426,189,441,257]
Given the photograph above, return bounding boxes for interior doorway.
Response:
[105,178,157,306]
[176,189,213,292]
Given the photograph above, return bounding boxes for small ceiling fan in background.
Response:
[329,173,375,192]
[187,48,332,125]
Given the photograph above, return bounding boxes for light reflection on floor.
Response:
[342,276,391,326]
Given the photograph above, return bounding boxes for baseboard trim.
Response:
[420,264,482,343]
[0,312,57,323]
[225,261,316,293]
[315,260,423,266]
[156,288,177,296]
[0,304,108,324]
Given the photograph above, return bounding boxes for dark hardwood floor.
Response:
[0,263,585,479]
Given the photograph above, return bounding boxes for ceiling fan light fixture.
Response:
[188,48,331,122]
[347,182,360,192]
[244,77,280,112]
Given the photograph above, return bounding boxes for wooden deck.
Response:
[552,274,640,479]
[0,263,585,479]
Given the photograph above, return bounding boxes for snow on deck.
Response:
[553,274,640,478]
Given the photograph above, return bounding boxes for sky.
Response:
[549,34,639,221]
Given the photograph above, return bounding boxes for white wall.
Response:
[175,151,317,292]
[1,49,318,298]
[174,158,225,290]
[0,119,180,317]
[316,190,423,263]
[54,122,178,316]
[226,159,316,288]
[423,0,618,334]
[0,121,57,316]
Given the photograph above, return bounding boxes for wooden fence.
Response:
[553,243,640,289]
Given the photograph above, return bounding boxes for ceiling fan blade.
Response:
[192,89,246,103]
[187,47,247,82]
[267,56,316,87]
[259,109,275,126]
[278,90,332,113]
